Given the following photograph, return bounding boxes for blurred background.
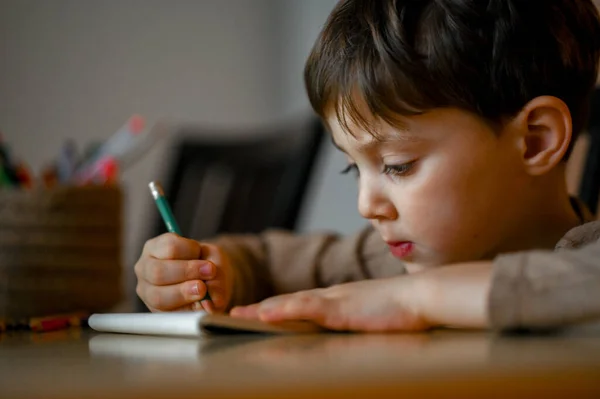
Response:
[0,0,598,312]
[0,0,367,310]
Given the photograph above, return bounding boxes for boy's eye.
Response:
[382,161,416,177]
[340,164,359,177]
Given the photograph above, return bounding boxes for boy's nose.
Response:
[357,181,398,221]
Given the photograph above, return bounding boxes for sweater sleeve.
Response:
[489,237,600,331]
[210,226,405,308]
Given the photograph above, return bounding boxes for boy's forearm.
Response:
[417,261,493,329]
[216,228,378,308]
[211,234,275,309]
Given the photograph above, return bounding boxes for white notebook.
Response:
[88,312,321,337]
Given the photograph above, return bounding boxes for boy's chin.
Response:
[397,253,442,273]
[398,251,467,273]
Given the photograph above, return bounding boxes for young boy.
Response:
[135,0,600,332]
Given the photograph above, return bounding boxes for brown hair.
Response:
[304,0,600,153]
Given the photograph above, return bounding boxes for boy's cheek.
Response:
[406,206,488,265]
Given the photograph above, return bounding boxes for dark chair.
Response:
[579,88,600,215]
[149,118,326,240]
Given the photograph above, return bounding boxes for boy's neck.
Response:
[493,166,582,255]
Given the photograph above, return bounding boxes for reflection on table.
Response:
[1,323,600,398]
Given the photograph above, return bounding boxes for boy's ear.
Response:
[512,96,572,176]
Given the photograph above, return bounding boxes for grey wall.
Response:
[275,0,366,236]
[0,0,366,309]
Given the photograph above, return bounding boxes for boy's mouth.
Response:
[386,241,414,258]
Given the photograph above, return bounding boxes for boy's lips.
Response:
[386,241,414,258]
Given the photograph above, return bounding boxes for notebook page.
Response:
[88,312,206,337]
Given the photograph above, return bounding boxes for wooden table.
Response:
[1,324,600,398]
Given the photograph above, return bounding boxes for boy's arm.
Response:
[423,237,600,330]
[210,226,404,308]
[488,237,600,330]
[227,237,600,332]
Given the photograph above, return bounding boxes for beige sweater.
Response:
[213,203,600,331]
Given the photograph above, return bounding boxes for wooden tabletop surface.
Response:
[1,324,600,398]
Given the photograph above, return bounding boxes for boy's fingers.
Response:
[200,300,215,313]
[204,285,225,310]
[202,261,230,310]
[138,280,208,311]
[257,294,325,322]
[143,233,202,260]
[148,302,203,313]
[199,243,224,264]
[230,304,260,319]
[200,244,232,310]
[172,302,204,312]
[138,258,215,285]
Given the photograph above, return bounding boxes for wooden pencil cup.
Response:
[0,185,123,320]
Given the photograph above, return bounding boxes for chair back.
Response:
[150,118,326,240]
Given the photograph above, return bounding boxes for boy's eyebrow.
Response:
[331,131,421,154]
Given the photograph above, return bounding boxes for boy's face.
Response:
[328,107,529,269]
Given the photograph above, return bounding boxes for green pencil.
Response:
[148,181,182,235]
[148,181,211,303]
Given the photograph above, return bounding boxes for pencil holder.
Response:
[0,185,123,320]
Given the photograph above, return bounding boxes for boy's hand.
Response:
[230,276,431,332]
[135,233,233,313]
[230,262,492,332]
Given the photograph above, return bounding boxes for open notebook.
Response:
[88,312,322,337]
